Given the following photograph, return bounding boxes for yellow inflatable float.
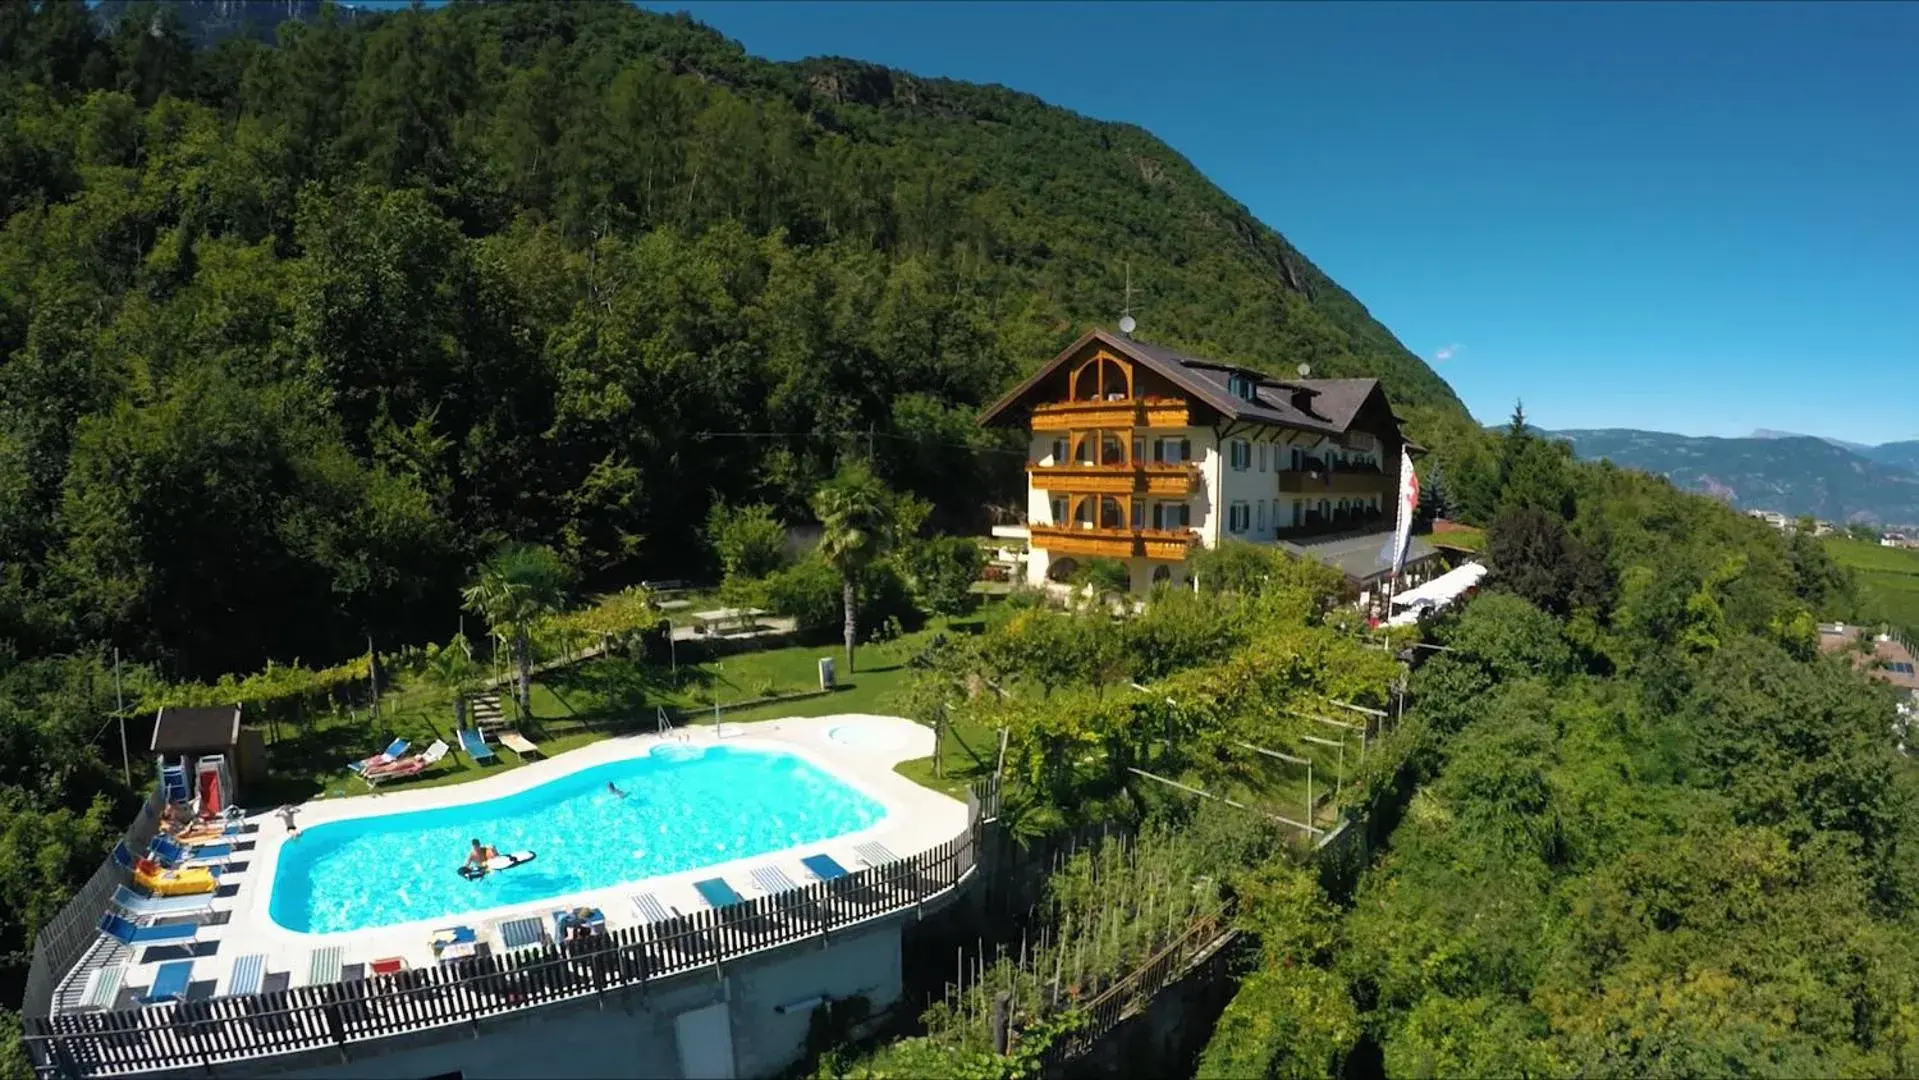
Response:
[134,860,217,897]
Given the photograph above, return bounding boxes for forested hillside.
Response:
[0,0,1464,680]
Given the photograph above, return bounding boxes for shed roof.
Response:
[151,705,242,753]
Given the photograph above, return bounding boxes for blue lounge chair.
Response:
[346,738,410,780]
[112,841,138,872]
[693,877,746,910]
[111,885,210,920]
[142,961,194,1004]
[160,833,236,858]
[801,854,850,881]
[100,913,197,947]
[457,727,495,764]
[150,836,232,868]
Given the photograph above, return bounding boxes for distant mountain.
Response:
[93,0,372,49]
[1547,428,1919,527]
[1748,428,1874,455]
[1864,441,1919,474]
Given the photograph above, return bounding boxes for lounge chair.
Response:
[99,913,198,948]
[551,906,606,942]
[173,819,242,844]
[141,961,194,1004]
[112,841,139,873]
[498,731,541,759]
[362,740,450,786]
[629,893,674,926]
[801,854,851,881]
[226,954,266,997]
[306,946,344,986]
[430,926,481,964]
[693,877,746,910]
[751,865,823,924]
[79,966,127,1011]
[347,738,410,779]
[457,727,496,764]
[150,835,233,868]
[853,841,900,867]
[368,957,406,977]
[111,884,210,920]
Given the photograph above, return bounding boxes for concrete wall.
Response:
[252,920,904,1080]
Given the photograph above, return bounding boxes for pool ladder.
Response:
[657,707,690,742]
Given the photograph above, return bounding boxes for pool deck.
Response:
[65,714,965,1011]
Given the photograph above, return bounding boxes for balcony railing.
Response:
[24,791,995,1080]
[1030,524,1201,561]
[1027,462,1201,497]
[1272,508,1388,540]
[1276,468,1390,496]
[1029,397,1191,432]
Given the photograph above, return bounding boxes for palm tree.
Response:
[420,633,479,731]
[461,543,573,721]
[811,462,898,672]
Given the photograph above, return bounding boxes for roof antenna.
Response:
[1118,262,1137,338]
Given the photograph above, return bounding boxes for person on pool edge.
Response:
[466,838,498,874]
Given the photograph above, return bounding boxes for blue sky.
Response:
[375,1,1917,443]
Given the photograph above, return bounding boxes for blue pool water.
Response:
[270,745,887,934]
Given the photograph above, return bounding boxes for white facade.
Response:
[1024,429,1388,593]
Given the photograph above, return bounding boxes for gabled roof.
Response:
[977,328,1401,442]
[151,705,242,753]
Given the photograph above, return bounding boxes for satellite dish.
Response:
[1118,314,1137,336]
[1296,363,1311,378]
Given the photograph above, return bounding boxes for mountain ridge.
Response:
[1547,427,1919,526]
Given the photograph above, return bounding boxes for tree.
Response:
[898,535,985,616]
[704,500,789,580]
[419,632,479,731]
[460,543,572,722]
[810,462,901,671]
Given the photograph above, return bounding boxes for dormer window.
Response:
[1227,373,1259,402]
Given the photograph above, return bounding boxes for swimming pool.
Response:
[269,745,888,934]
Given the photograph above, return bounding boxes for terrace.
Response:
[24,716,985,1079]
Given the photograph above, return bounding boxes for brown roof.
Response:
[978,328,1404,443]
[151,705,242,753]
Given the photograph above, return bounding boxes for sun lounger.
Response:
[751,865,801,895]
[801,854,851,881]
[150,835,233,868]
[142,961,194,1004]
[111,884,210,920]
[369,957,406,977]
[226,954,266,997]
[693,877,746,910]
[347,738,410,779]
[498,731,541,758]
[495,915,546,954]
[457,727,495,764]
[362,740,450,786]
[630,893,673,926]
[99,913,198,947]
[430,926,481,963]
[112,841,138,873]
[853,841,899,867]
[79,966,127,1011]
[307,945,343,986]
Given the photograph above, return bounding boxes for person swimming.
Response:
[465,838,497,872]
[607,781,626,799]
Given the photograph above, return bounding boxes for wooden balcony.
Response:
[1276,468,1391,496]
[1029,397,1192,432]
[1027,462,1202,496]
[1030,524,1202,561]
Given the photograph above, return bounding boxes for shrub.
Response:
[761,555,918,639]
[899,535,985,616]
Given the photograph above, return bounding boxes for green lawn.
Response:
[1827,538,1919,631]
[256,605,1013,805]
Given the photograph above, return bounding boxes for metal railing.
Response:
[26,825,981,1079]
[22,786,168,1022]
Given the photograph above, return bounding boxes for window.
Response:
[1291,500,1303,527]
[1229,501,1250,533]
[1156,502,1191,529]
[1133,436,1146,464]
[1153,565,1173,586]
[1227,372,1259,402]
[1051,497,1068,524]
[1050,438,1067,464]
[1132,501,1145,529]
[1229,440,1251,471]
[1257,500,1267,532]
[1155,437,1193,464]
[1289,446,1303,471]
[1258,443,1268,472]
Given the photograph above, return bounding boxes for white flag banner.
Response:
[1391,447,1419,581]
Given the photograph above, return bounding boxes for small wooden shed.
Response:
[150,705,267,796]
